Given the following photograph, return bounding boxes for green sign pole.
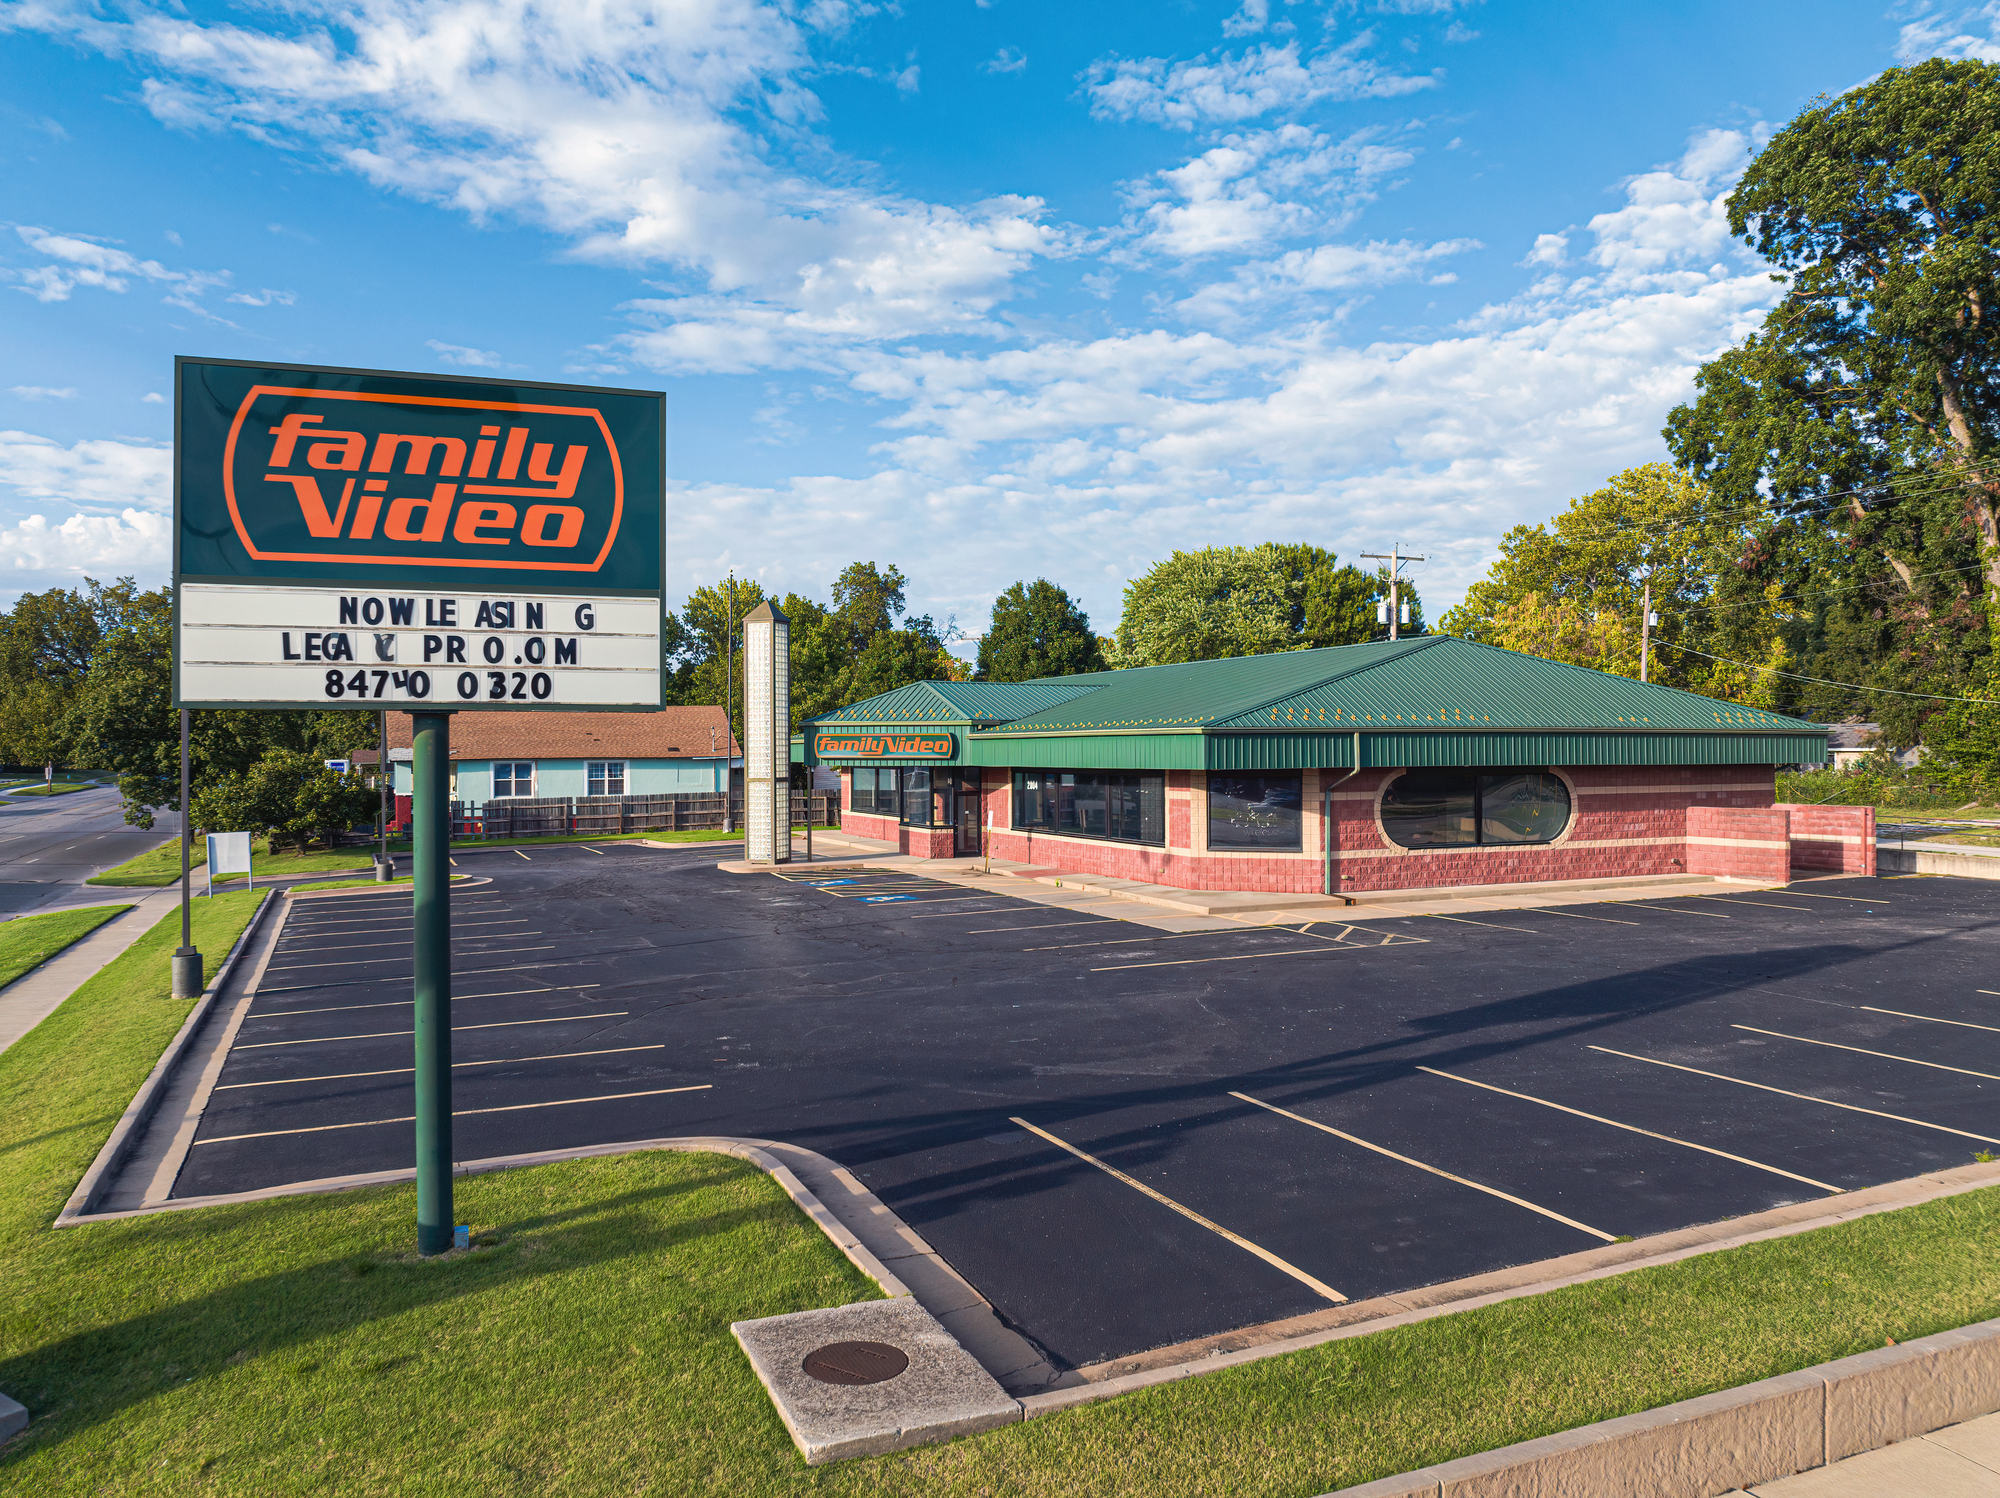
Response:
[412,710,453,1255]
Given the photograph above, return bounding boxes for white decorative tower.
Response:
[742,599,791,865]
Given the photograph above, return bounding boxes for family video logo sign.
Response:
[227,386,624,573]
[813,731,956,759]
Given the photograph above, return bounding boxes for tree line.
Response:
[1441,58,2000,793]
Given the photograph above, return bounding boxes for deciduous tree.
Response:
[977,580,1105,681]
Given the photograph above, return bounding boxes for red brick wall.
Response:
[840,762,1789,893]
[1686,805,1791,882]
[1777,802,1876,875]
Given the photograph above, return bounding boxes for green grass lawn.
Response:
[6,781,95,798]
[0,905,129,990]
[88,838,376,888]
[5,891,2000,1493]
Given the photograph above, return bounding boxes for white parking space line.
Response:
[1009,1115,1347,1303]
[247,983,601,1018]
[195,1083,714,1144]
[1731,1023,2000,1082]
[1587,1045,2000,1145]
[266,945,556,972]
[514,850,531,860]
[269,933,545,957]
[581,846,605,855]
[1416,1066,1842,1194]
[1093,946,1346,972]
[257,960,593,995]
[217,1043,668,1089]
[1610,901,1729,918]
[962,919,1119,934]
[1230,1090,1618,1242]
[236,1011,629,1049]
[1866,1006,2000,1034]
[905,906,1011,918]
[1783,891,1893,903]
[1422,913,1546,934]
[1697,897,1816,912]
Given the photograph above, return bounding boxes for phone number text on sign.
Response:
[178,582,662,709]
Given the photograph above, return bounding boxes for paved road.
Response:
[173,849,1996,1376]
[0,785,178,916]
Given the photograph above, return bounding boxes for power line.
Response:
[1666,562,1989,618]
[1652,638,2000,704]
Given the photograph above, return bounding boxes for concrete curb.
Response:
[1323,1317,2000,1497]
[52,890,278,1226]
[1878,844,2000,879]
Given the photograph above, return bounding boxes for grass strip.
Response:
[89,838,376,888]
[3,892,1999,1492]
[7,783,94,798]
[0,905,129,990]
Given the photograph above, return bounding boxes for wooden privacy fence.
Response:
[443,790,838,840]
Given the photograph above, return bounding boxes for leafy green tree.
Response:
[1666,58,2000,740]
[829,562,907,654]
[977,580,1105,681]
[191,749,377,855]
[1440,464,1792,701]
[1112,544,1401,667]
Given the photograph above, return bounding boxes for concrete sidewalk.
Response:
[0,887,185,1057]
[743,829,1808,925]
[1737,1409,2000,1494]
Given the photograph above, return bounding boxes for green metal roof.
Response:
[814,678,1107,725]
[798,637,1828,770]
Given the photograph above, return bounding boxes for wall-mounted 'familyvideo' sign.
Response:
[174,357,665,711]
[812,731,957,760]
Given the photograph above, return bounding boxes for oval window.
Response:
[1382,770,1570,849]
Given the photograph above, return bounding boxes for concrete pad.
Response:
[1748,1438,1999,1495]
[0,1388,25,1442]
[732,1296,1019,1464]
[1928,1410,2000,1469]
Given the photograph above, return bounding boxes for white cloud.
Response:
[980,47,1026,74]
[9,386,78,401]
[3,225,232,312]
[0,510,172,590]
[1221,0,1269,38]
[226,288,297,306]
[0,427,172,533]
[1173,235,1481,321]
[142,392,166,403]
[1083,39,1437,129]
[1124,124,1420,261]
[1522,231,1567,267]
[1896,5,2000,62]
[6,0,1060,368]
[426,339,504,368]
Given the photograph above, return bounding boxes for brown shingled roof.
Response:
[384,707,738,760]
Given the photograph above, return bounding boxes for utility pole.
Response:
[1360,544,1428,642]
[1640,576,1652,683]
[171,709,201,998]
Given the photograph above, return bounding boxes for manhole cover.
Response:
[801,1340,910,1386]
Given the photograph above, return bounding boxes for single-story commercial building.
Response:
[375,706,741,803]
[794,636,1845,894]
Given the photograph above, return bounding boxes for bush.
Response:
[189,749,378,854]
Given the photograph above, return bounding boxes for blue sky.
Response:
[3,0,1997,650]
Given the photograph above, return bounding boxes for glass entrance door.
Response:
[955,773,983,856]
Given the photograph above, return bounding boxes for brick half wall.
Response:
[1777,803,1876,876]
[1686,806,1791,882]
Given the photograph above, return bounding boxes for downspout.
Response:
[1322,731,1364,901]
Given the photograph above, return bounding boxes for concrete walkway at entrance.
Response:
[732,829,1812,925]
[1732,1410,2000,1495]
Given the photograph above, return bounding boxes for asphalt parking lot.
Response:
[174,846,2000,1373]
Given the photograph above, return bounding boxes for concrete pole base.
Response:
[171,950,204,999]
[376,858,395,881]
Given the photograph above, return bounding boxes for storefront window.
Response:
[1012,770,1164,846]
[850,767,900,815]
[901,767,934,827]
[1207,774,1302,850]
[1381,770,1570,849]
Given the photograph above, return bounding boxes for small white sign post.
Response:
[205,831,253,898]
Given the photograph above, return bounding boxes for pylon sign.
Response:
[173,357,664,710]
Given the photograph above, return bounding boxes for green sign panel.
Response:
[174,357,666,711]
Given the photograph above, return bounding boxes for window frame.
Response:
[490,761,535,800]
[1011,769,1165,848]
[1205,772,1304,852]
[586,760,626,798]
[1378,768,1573,850]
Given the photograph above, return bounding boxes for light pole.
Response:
[171,708,201,998]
